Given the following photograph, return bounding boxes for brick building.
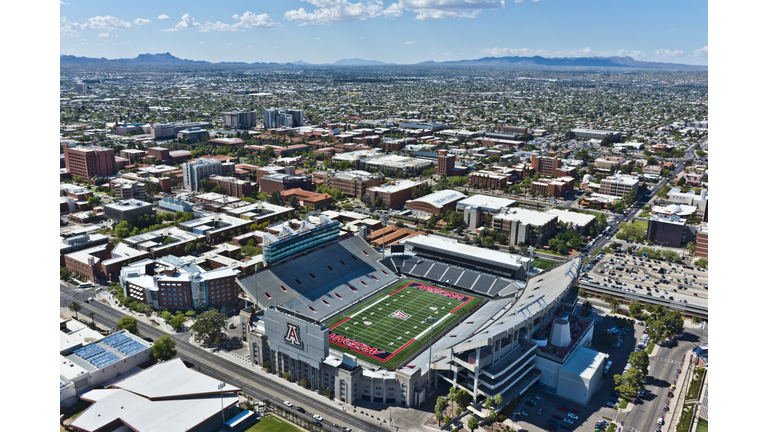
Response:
[436,150,455,176]
[469,170,509,190]
[405,189,466,216]
[365,180,418,209]
[324,170,384,199]
[208,175,255,198]
[109,178,146,201]
[63,144,117,179]
[260,173,314,194]
[280,188,333,209]
[695,224,708,258]
[530,177,575,198]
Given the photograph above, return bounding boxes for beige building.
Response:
[324,170,384,199]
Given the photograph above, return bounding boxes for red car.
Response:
[570,408,581,414]
[556,406,568,412]
[545,425,557,432]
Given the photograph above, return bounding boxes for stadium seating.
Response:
[400,256,521,298]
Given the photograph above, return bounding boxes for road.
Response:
[618,323,708,432]
[66,292,390,432]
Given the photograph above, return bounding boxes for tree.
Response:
[151,335,177,361]
[190,309,227,345]
[69,301,82,320]
[448,386,457,413]
[282,371,292,381]
[299,379,309,389]
[455,406,462,417]
[484,397,492,410]
[628,351,650,377]
[87,195,102,208]
[492,394,503,407]
[435,396,448,426]
[581,301,594,317]
[169,313,186,331]
[600,293,612,303]
[694,257,708,268]
[628,301,643,317]
[473,235,483,246]
[614,367,643,400]
[483,236,495,247]
[455,389,472,410]
[609,298,620,311]
[489,410,498,432]
[117,316,139,335]
[467,416,479,432]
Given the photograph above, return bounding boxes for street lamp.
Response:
[426,316,439,394]
[218,382,226,430]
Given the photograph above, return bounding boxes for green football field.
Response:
[324,279,485,369]
[244,414,303,432]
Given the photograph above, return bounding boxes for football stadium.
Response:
[240,215,606,409]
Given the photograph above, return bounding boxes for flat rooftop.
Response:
[367,180,419,194]
[457,194,516,212]
[494,207,558,227]
[402,234,531,272]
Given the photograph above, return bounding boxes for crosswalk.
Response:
[651,357,680,363]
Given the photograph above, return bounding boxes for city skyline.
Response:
[60,0,708,65]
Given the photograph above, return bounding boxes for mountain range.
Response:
[60,52,706,70]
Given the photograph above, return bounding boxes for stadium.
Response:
[240,216,605,409]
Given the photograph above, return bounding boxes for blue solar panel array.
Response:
[72,333,147,369]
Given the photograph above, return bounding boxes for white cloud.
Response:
[399,0,505,20]
[478,47,548,56]
[405,40,414,44]
[284,0,401,25]
[514,0,541,2]
[98,30,117,38]
[315,37,320,39]
[60,1,70,4]
[200,41,205,44]
[134,18,152,25]
[160,28,179,32]
[693,46,708,57]
[443,52,451,55]
[158,14,170,20]
[359,36,363,39]
[60,20,80,38]
[655,48,684,57]
[617,49,646,58]
[174,13,203,30]
[67,15,133,31]
[232,11,279,29]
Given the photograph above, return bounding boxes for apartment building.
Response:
[182,158,223,192]
[365,180,418,209]
[530,176,575,198]
[263,108,303,129]
[223,111,259,129]
[109,178,146,202]
[492,208,558,246]
[324,170,384,199]
[259,173,313,194]
[469,170,509,190]
[63,144,117,179]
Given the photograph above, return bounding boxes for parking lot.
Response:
[508,314,651,432]
[582,252,709,303]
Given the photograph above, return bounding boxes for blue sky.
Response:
[59,0,708,65]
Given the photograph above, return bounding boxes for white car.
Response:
[284,401,293,407]
[314,415,323,422]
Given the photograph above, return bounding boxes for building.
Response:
[646,214,686,248]
[120,255,240,310]
[264,107,303,129]
[208,175,255,198]
[492,208,558,246]
[260,173,313,194]
[182,158,223,192]
[324,170,384,199]
[650,144,675,153]
[469,170,510,190]
[261,217,340,265]
[150,121,212,140]
[119,148,147,162]
[455,194,516,230]
[496,124,530,135]
[365,180,418,209]
[63,144,117,179]
[60,230,110,265]
[545,209,596,234]
[361,154,433,176]
[103,199,154,223]
[63,243,110,282]
[405,189,467,216]
[398,121,446,131]
[530,154,570,178]
[60,327,152,412]
[224,201,294,225]
[158,197,194,213]
[530,177,575,198]
[69,358,246,432]
[280,188,334,209]
[598,174,639,197]
[177,127,209,143]
[695,224,708,258]
[223,110,259,129]
[594,157,625,171]
[209,137,246,148]
[566,128,621,142]
[109,178,146,202]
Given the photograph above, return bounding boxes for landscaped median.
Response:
[686,368,706,400]
[645,342,655,354]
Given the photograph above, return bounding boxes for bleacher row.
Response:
[245,236,400,320]
[73,333,147,369]
[385,255,521,298]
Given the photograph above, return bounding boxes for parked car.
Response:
[552,415,563,420]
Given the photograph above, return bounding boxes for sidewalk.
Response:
[664,352,692,432]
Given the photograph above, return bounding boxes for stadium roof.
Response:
[407,189,466,209]
[401,235,531,273]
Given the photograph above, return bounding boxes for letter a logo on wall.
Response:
[389,310,410,320]
[284,323,303,348]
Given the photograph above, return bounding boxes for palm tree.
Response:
[89,311,96,325]
[69,301,82,320]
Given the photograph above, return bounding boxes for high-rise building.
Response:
[263,108,303,129]
[223,111,259,129]
[598,174,639,197]
[182,158,223,192]
[208,175,255,198]
[63,144,117,179]
[437,150,455,176]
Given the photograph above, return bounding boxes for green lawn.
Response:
[695,418,708,432]
[618,399,629,409]
[324,279,485,369]
[532,258,558,270]
[245,415,304,432]
[646,342,655,354]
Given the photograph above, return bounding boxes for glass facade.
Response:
[264,222,340,265]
